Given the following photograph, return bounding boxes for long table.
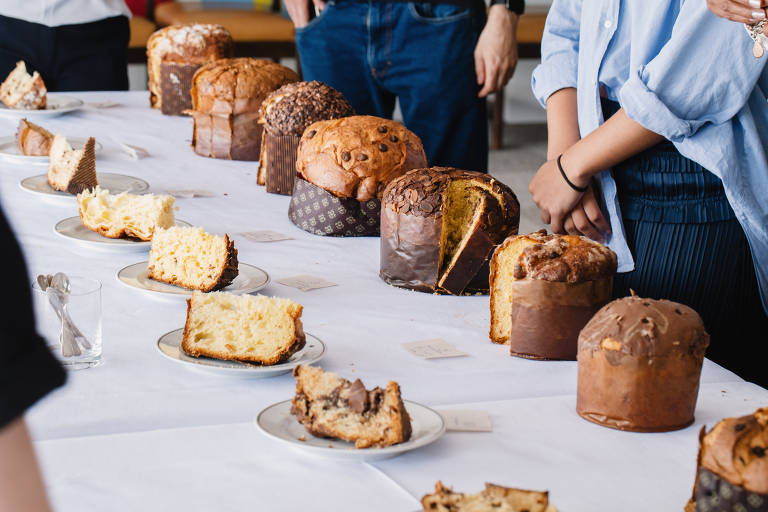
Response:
[1,91,765,511]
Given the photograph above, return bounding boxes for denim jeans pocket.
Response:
[407,2,472,23]
[294,1,335,33]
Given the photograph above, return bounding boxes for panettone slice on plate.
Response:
[421,481,557,512]
[15,118,54,156]
[47,135,97,194]
[77,186,175,241]
[0,61,46,109]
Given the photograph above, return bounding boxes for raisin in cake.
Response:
[77,186,175,241]
[0,61,46,109]
[291,365,412,449]
[380,168,519,295]
[47,135,98,194]
[182,291,305,364]
[147,226,238,291]
[15,118,53,156]
[686,408,768,511]
[421,482,558,512]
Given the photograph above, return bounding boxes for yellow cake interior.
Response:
[78,186,175,240]
[437,180,485,279]
[1,62,44,107]
[489,238,528,342]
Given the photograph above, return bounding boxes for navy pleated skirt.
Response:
[604,99,768,387]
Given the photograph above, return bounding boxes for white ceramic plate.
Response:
[0,94,84,120]
[54,218,192,251]
[20,173,149,200]
[117,261,270,298]
[255,399,446,461]
[0,136,103,165]
[156,329,326,378]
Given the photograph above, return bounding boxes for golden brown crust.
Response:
[147,234,239,291]
[421,481,555,512]
[146,24,233,109]
[296,116,427,201]
[180,298,306,365]
[0,62,46,109]
[15,118,53,156]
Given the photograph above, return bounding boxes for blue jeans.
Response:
[296,0,489,172]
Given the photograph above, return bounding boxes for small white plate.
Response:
[54,217,192,251]
[0,136,103,165]
[20,173,149,199]
[0,94,84,120]
[255,399,446,461]
[117,261,270,298]
[156,328,326,378]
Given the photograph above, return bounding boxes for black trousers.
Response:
[0,14,129,92]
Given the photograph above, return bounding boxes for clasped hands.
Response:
[529,152,612,243]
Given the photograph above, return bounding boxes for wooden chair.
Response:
[491,10,547,150]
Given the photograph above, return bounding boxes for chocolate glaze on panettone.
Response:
[577,295,709,432]
[380,167,519,295]
[258,81,354,137]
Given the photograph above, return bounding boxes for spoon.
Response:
[37,273,82,357]
[51,273,92,349]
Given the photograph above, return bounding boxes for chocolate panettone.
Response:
[489,230,616,359]
[289,116,427,236]
[577,295,709,432]
[256,81,354,195]
[146,24,233,115]
[190,58,298,160]
[686,408,768,511]
[380,168,519,295]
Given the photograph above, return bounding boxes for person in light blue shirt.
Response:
[528,0,768,386]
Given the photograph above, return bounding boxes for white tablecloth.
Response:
[1,92,765,511]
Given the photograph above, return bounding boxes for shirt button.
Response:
[604,20,613,28]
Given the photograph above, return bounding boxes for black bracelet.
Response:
[557,154,588,193]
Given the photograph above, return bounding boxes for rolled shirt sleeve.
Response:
[620,1,768,142]
[531,0,583,107]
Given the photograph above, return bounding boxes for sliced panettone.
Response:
[147,226,238,291]
[291,365,412,449]
[421,481,558,512]
[15,118,54,156]
[77,186,175,241]
[47,135,98,194]
[181,291,305,364]
[0,61,46,109]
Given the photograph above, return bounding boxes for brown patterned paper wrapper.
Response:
[509,278,612,360]
[192,111,262,161]
[263,133,300,195]
[689,467,768,512]
[159,62,199,116]
[288,178,380,236]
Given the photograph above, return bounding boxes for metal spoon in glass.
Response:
[36,273,89,357]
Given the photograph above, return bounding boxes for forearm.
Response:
[0,418,51,512]
[545,88,580,160]
[562,107,665,183]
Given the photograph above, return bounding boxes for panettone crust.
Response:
[15,118,53,156]
[148,234,239,292]
[258,81,354,137]
[295,116,427,202]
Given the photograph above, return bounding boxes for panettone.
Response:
[146,24,233,114]
[577,295,710,432]
[47,135,98,194]
[489,229,616,359]
[421,481,557,512]
[0,61,46,110]
[295,116,427,202]
[256,81,354,195]
[379,168,519,295]
[686,408,768,511]
[291,365,412,449]
[190,58,298,160]
[15,118,53,156]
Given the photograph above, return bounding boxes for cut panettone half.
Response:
[489,236,531,344]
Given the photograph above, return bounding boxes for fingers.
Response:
[708,0,765,22]
[474,51,485,87]
[569,203,605,242]
[550,212,565,234]
[582,187,611,234]
[540,209,551,226]
[478,57,499,98]
[314,0,326,10]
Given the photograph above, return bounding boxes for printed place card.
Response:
[238,231,293,243]
[401,339,468,359]
[166,189,216,199]
[88,101,120,109]
[438,410,493,432]
[277,275,338,292]
[117,142,149,160]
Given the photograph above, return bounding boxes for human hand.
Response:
[284,0,325,28]
[562,184,611,243]
[707,0,767,23]
[529,154,589,234]
[474,5,518,98]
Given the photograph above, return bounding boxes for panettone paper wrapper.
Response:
[192,111,262,161]
[288,178,380,237]
[263,133,300,195]
[159,62,199,116]
[509,278,612,360]
[690,468,768,511]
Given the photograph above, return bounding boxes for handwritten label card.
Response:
[277,275,338,292]
[438,410,493,432]
[166,189,216,199]
[401,339,468,359]
[238,231,293,243]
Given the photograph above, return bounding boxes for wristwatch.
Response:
[489,0,524,15]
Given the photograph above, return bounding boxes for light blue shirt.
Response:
[531,0,768,312]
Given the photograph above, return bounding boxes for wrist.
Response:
[559,145,593,188]
[488,4,517,23]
